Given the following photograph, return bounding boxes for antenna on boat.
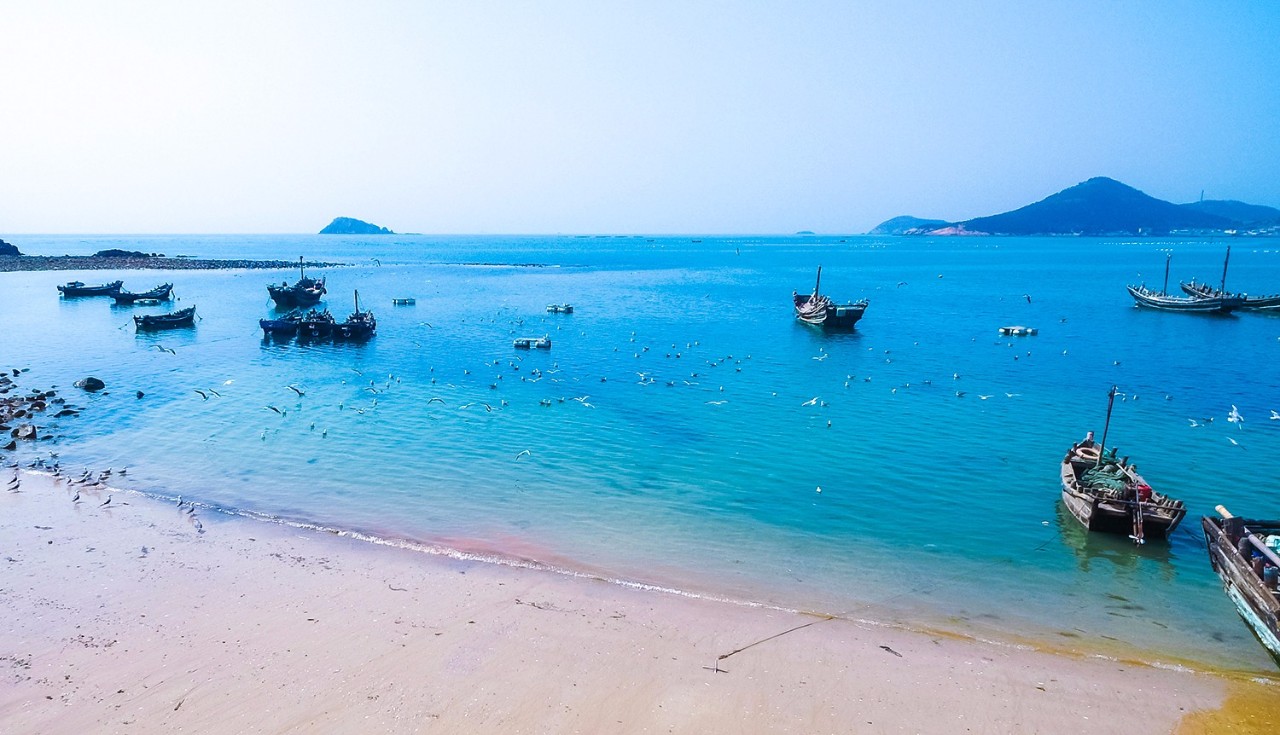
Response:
[1220,245,1231,294]
[1161,253,1171,296]
[1096,385,1118,468]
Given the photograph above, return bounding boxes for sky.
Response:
[2,1,1278,234]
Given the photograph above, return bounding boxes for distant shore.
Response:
[0,255,343,273]
[2,469,1275,733]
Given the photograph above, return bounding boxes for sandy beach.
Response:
[1,470,1274,734]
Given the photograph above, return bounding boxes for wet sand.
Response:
[0,470,1272,734]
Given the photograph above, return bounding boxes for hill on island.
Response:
[869,177,1278,236]
[319,217,394,235]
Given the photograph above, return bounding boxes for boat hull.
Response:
[1181,281,1280,310]
[1202,516,1280,664]
[57,281,123,297]
[1059,442,1185,540]
[134,307,195,331]
[114,284,173,305]
[793,294,868,328]
[1127,284,1241,313]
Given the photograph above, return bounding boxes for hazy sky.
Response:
[3,1,1277,234]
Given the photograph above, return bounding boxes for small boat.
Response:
[268,257,326,308]
[134,306,196,331]
[514,336,552,349]
[1127,253,1242,313]
[391,298,416,306]
[113,283,173,305]
[793,266,868,328]
[1060,387,1186,543]
[296,308,336,340]
[333,291,376,341]
[546,303,574,314]
[998,325,1038,336]
[259,309,303,337]
[1180,245,1280,310]
[1202,506,1280,664]
[57,280,123,297]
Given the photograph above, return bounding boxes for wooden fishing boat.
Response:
[113,283,173,304]
[1203,507,1280,664]
[268,257,326,308]
[1177,244,1280,310]
[514,336,551,349]
[1060,387,1186,543]
[793,266,868,328]
[259,309,303,337]
[1128,252,1242,313]
[134,306,195,331]
[546,303,574,314]
[296,308,336,340]
[333,291,376,341]
[57,280,122,297]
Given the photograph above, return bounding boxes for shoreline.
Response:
[0,255,343,273]
[3,468,1276,733]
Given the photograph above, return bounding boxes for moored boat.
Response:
[134,306,196,331]
[113,283,173,305]
[1202,506,1280,664]
[333,291,376,341]
[296,308,336,340]
[57,280,123,297]
[1128,253,1242,313]
[268,257,326,308]
[792,266,868,328]
[259,309,303,337]
[1060,387,1186,543]
[1181,280,1280,309]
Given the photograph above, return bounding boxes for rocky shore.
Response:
[0,255,343,273]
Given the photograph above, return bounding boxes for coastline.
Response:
[3,469,1275,734]
[0,255,342,273]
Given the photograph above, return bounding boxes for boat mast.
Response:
[299,255,306,281]
[814,266,823,296]
[354,289,361,314]
[1096,385,1118,467]
[1220,245,1231,294]
[1162,253,1171,296]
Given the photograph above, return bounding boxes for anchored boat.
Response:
[1127,253,1242,313]
[134,306,196,331]
[793,266,868,328]
[1060,386,1185,543]
[1180,246,1280,310]
[113,283,173,305]
[268,257,326,308]
[57,280,123,297]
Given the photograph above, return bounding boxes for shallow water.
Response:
[4,233,1280,672]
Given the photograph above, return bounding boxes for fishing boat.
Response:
[1179,246,1280,310]
[296,308,336,340]
[268,257,326,308]
[391,298,416,306]
[998,325,1038,336]
[57,280,122,297]
[259,309,303,337]
[1202,506,1280,664]
[514,336,552,349]
[134,306,196,331]
[1127,253,1243,313]
[113,283,173,304]
[333,291,376,341]
[1060,386,1186,543]
[793,266,868,328]
[546,303,574,314]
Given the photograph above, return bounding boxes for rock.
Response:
[0,238,20,256]
[93,248,152,258]
[75,377,106,392]
[3,439,15,451]
[12,424,36,440]
[54,409,79,418]
[136,391,145,399]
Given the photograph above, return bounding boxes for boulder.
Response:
[75,377,106,392]
[0,239,20,256]
[12,423,36,440]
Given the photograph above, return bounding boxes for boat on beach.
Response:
[1202,506,1280,664]
[268,257,326,308]
[113,283,174,305]
[1060,387,1186,543]
[57,280,123,297]
[1179,246,1280,310]
[1127,253,1242,313]
[793,266,868,328]
[134,306,196,331]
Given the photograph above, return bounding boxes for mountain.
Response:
[960,177,1233,236]
[1180,199,1280,226]
[319,217,394,235]
[867,216,950,236]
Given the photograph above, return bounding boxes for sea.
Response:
[3,233,1279,673]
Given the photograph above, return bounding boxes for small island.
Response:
[319,217,394,235]
[0,238,21,256]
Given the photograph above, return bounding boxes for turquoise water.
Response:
[4,234,1280,672]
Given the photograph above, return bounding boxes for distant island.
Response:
[320,217,394,235]
[0,238,20,256]
[870,177,1280,236]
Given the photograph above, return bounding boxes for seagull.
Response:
[1228,437,1241,447]
[1270,410,1280,421]
[287,385,305,397]
[265,405,286,416]
[955,391,966,398]
[1005,393,1021,398]
[194,389,209,400]
[153,345,176,355]
[515,449,531,460]
[1228,405,1244,429]
[100,495,112,507]
[208,389,221,397]
[427,397,446,404]
[706,400,728,405]
[812,353,828,361]
[801,397,820,407]
[978,395,993,400]
[1188,419,1200,428]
